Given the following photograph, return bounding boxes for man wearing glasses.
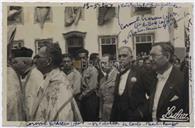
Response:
[132,42,189,122]
[148,42,189,122]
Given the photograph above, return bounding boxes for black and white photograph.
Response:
[2,1,194,127]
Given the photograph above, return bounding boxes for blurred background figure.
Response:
[173,55,181,69]
[78,50,99,121]
[61,53,81,100]
[131,60,137,69]
[89,53,104,84]
[174,58,181,69]
[77,48,89,73]
[180,55,189,73]
[137,58,144,68]
[61,53,83,121]
[61,54,81,95]
[143,57,152,71]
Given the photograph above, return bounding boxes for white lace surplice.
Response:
[33,68,74,121]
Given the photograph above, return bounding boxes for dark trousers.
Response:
[80,92,99,121]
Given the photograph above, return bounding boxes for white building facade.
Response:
[4,3,193,60]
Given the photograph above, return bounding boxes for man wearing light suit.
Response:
[98,54,119,121]
[147,42,189,122]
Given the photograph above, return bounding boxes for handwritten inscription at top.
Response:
[83,2,181,9]
[118,12,178,44]
[83,3,113,9]
[118,3,181,9]
[118,12,178,31]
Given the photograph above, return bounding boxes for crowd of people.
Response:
[7,41,189,122]
[6,6,190,123]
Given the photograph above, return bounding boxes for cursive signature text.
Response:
[118,12,178,44]
[160,106,189,121]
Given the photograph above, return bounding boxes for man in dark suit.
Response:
[147,42,189,122]
[110,46,147,121]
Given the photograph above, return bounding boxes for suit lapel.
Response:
[101,70,116,88]
[114,69,132,96]
[124,69,135,95]
[157,67,176,112]
[149,77,158,114]
[100,77,106,88]
[114,74,120,96]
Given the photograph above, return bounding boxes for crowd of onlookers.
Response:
[131,54,189,73]
[7,8,190,123]
[7,41,189,122]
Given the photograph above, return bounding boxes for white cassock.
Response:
[7,66,23,121]
[22,67,43,120]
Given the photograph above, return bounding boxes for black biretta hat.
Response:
[12,47,33,58]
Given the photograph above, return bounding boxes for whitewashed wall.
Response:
[6,3,190,59]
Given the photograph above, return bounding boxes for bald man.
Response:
[110,46,147,121]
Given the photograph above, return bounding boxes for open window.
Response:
[134,7,153,15]
[99,35,118,60]
[134,33,154,58]
[63,31,86,59]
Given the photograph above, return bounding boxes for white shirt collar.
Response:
[157,65,173,80]
[118,69,130,95]
[121,69,130,77]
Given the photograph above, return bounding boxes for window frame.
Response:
[63,31,86,55]
[133,33,154,57]
[34,38,53,54]
[133,7,154,15]
[98,35,118,60]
